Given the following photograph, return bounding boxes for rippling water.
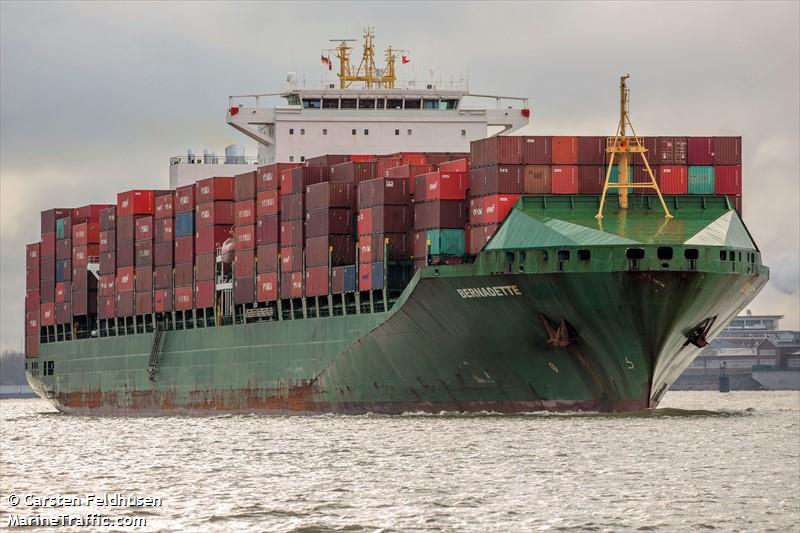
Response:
[1,391,798,532]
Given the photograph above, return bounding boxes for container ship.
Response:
[23,31,768,414]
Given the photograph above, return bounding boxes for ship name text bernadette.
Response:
[456,285,523,299]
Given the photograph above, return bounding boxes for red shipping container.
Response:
[578,166,605,194]
[688,136,714,165]
[196,176,234,203]
[371,205,411,234]
[155,218,173,242]
[100,229,115,252]
[56,238,72,260]
[715,166,742,194]
[72,244,99,267]
[134,292,152,315]
[99,274,116,296]
[99,251,115,275]
[305,208,353,237]
[256,216,278,245]
[235,170,257,201]
[256,272,278,302]
[305,266,329,297]
[438,158,469,173]
[233,277,254,304]
[552,136,578,164]
[154,265,172,289]
[154,289,173,313]
[426,172,468,201]
[26,312,38,335]
[41,232,55,257]
[116,291,134,317]
[358,233,410,263]
[471,195,520,225]
[98,295,115,319]
[135,266,153,292]
[175,235,194,263]
[359,177,410,207]
[256,244,278,274]
[26,289,39,312]
[421,201,466,230]
[306,235,355,267]
[358,263,373,291]
[196,225,232,255]
[72,222,100,246]
[256,162,302,191]
[26,243,40,268]
[658,137,688,165]
[175,184,195,213]
[196,201,234,227]
[524,165,552,194]
[280,272,304,299]
[306,182,353,210]
[55,282,69,303]
[135,216,154,241]
[235,224,256,250]
[376,157,404,177]
[99,206,116,231]
[470,137,523,166]
[522,136,552,165]
[26,267,40,289]
[72,290,97,317]
[552,166,579,194]
[117,214,149,242]
[117,190,155,217]
[54,302,71,324]
[116,266,134,292]
[40,254,55,278]
[631,137,660,167]
[329,161,376,184]
[235,200,256,226]
[195,280,215,308]
[282,166,328,194]
[40,278,55,303]
[154,241,173,266]
[469,165,524,197]
[413,231,428,258]
[174,286,193,310]
[281,193,304,221]
[357,208,373,236]
[71,266,90,291]
[116,240,134,267]
[578,136,606,165]
[72,203,110,223]
[174,262,193,287]
[198,253,220,282]
[350,154,376,162]
[384,164,435,194]
[659,166,689,194]
[468,223,500,254]
[279,220,304,246]
[40,208,72,235]
[40,302,55,326]
[256,190,281,216]
[135,240,152,267]
[280,246,303,272]
[154,193,174,220]
[234,249,255,278]
[714,137,742,165]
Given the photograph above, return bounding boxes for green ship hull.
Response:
[26,196,769,415]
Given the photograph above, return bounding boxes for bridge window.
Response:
[684,249,699,260]
[461,129,466,136]
[340,98,357,109]
[395,129,400,136]
[289,128,294,135]
[578,249,591,261]
[442,99,458,109]
[422,99,438,109]
[300,156,305,162]
[626,248,645,260]
[302,98,321,109]
[364,129,369,135]
[358,98,375,109]
[322,129,327,135]
[300,128,305,135]
[322,98,339,109]
[405,99,421,109]
[351,129,357,135]
[720,250,727,261]
[375,99,386,109]
[407,129,412,136]
[387,98,403,109]
[657,247,673,260]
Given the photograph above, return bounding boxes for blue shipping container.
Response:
[55,260,67,282]
[343,265,356,293]
[175,211,195,237]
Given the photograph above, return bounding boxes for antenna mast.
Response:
[596,75,673,220]
[325,28,407,89]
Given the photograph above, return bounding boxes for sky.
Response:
[1,1,798,352]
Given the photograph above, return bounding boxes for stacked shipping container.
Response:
[195,177,234,309]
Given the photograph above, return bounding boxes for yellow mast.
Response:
[325,28,407,89]
[596,75,673,220]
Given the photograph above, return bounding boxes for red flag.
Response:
[401,54,410,64]
[321,55,329,66]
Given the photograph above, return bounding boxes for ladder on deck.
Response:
[147,328,165,381]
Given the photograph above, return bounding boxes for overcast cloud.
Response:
[1,1,798,352]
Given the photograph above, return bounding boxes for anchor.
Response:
[683,316,717,348]
[540,314,574,348]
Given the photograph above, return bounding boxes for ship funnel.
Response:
[225,144,245,164]
[187,148,195,163]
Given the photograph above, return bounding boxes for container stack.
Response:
[71,207,102,319]
[174,184,195,312]
[116,190,155,318]
[357,177,412,291]
[413,164,469,270]
[55,212,82,325]
[98,207,117,319]
[39,209,67,332]
[25,243,40,357]
[195,177,234,311]
[233,171,257,307]
[154,193,174,313]
[305,182,355,297]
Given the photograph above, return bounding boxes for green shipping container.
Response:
[609,166,632,195]
[55,218,67,240]
[428,228,465,256]
[688,166,715,194]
